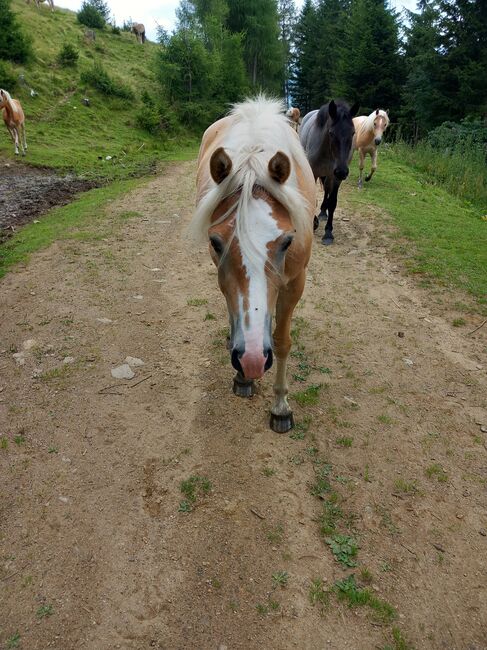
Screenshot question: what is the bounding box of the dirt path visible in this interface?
[1,161,486,650]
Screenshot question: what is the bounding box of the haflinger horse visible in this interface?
[191,96,316,433]
[0,89,27,156]
[286,106,301,132]
[26,0,54,11]
[353,109,390,188]
[300,100,359,245]
[131,23,146,44]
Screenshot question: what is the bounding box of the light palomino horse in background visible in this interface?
[26,0,54,11]
[131,23,146,43]
[353,109,390,188]
[0,89,27,156]
[286,106,301,132]
[192,96,316,433]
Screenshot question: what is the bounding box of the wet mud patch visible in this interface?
[0,162,97,241]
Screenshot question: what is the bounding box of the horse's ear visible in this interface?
[328,100,337,120]
[350,101,360,117]
[268,151,291,184]
[376,109,379,115]
[210,147,232,184]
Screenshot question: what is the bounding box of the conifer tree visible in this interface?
[0,0,32,64]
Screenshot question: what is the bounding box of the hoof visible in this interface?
[358,180,363,189]
[321,236,334,246]
[233,377,254,398]
[270,412,294,433]
[365,175,372,183]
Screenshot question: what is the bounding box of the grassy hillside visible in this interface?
[1,0,197,178]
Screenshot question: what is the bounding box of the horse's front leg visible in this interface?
[270,272,306,433]
[323,183,339,245]
[314,178,328,231]
[365,148,377,182]
[12,127,20,155]
[358,149,365,189]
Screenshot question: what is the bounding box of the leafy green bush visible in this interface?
[77,2,105,29]
[80,62,133,99]
[0,0,32,63]
[0,60,17,90]
[427,119,487,157]
[136,92,177,135]
[57,43,79,67]
[110,24,121,35]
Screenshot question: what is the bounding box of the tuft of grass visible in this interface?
[265,524,284,545]
[37,603,54,619]
[319,495,343,536]
[256,603,268,615]
[309,578,330,609]
[1,437,8,450]
[334,574,396,623]
[7,633,21,649]
[272,571,289,587]
[178,475,212,512]
[187,298,208,306]
[292,384,323,406]
[326,534,359,567]
[452,318,466,327]
[382,626,414,650]
[204,312,216,321]
[290,416,311,440]
[425,463,448,483]
[262,466,276,477]
[377,414,393,425]
[360,567,373,584]
[14,435,26,445]
[310,461,332,497]
[394,478,418,494]
[336,436,353,448]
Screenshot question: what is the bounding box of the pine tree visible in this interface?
[290,0,318,114]
[278,0,297,104]
[0,0,32,64]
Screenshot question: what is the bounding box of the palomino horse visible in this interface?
[353,109,390,188]
[192,96,316,432]
[286,107,301,132]
[0,90,27,156]
[131,23,146,43]
[26,0,54,11]
[300,99,359,244]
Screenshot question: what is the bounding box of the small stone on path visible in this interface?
[403,357,414,366]
[111,364,135,380]
[63,356,75,364]
[124,356,144,368]
[132,295,144,300]
[13,352,25,365]
[22,339,37,350]
[96,317,113,324]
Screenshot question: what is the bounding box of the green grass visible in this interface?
[36,603,54,618]
[271,571,289,587]
[326,534,359,567]
[7,633,21,649]
[345,150,487,306]
[292,384,322,406]
[0,177,141,278]
[334,574,396,624]
[425,463,448,483]
[309,578,330,609]
[2,0,199,179]
[179,475,212,512]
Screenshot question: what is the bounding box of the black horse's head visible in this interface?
[318,100,359,181]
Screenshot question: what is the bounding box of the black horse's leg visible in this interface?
[314,178,329,231]
[322,182,340,245]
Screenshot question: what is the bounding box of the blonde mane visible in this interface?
[0,89,13,106]
[190,95,312,272]
[360,109,389,135]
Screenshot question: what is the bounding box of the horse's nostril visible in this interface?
[375,138,382,145]
[231,348,243,374]
[264,348,273,371]
[334,168,348,180]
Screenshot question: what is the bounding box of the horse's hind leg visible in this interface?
[270,272,306,433]
[323,182,339,245]
[358,149,365,188]
[11,127,20,155]
[21,123,27,153]
[365,148,377,182]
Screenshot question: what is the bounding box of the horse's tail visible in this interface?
[142,31,146,43]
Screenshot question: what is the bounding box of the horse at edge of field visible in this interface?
[26,0,54,11]
[286,106,301,132]
[353,109,390,188]
[131,23,146,43]
[0,89,27,156]
[191,95,316,433]
[300,99,359,244]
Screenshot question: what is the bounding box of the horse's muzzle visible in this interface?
[231,346,273,379]
[375,137,382,145]
[334,167,349,181]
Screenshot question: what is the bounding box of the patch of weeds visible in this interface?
[425,463,448,483]
[37,604,54,619]
[269,599,280,611]
[40,365,71,383]
[262,466,276,477]
[326,534,359,567]
[377,414,393,425]
[187,298,208,306]
[14,435,25,446]
[377,505,400,535]
[48,446,58,454]
[336,436,353,448]
[256,603,269,615]
[309,578,330,610]
[310,461,332,497]
[292,383,323,406]
[452,318,466,327]
[1,437,8,450]
[229,600,239,612]
[289,454,305,465]
[383,626,414,650]
[22,575,33,587]
[265,524,284,545]
[394,478,418,494]
[319,495,343,536]
[360,567,373,584]
[178,475,212,512]
[290,416,311,440]
[318,366,332,374]
[7,633,20,649]
[380,561,392,572]
[333,574,396,624]
[363,465,371,482]
[210,578,222,589]
[272,571,289,587]
[306,446,319,456]
[204,312,216,321]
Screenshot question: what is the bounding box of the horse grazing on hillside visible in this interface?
[26,0,54,11]
[192,96,316,433]
[131,23,146,43]
[300,99,359,244]
[0,89,27,156]
[353,109,390,188]
[286,106,301,132]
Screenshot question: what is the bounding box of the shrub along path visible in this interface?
[0,160,486,649]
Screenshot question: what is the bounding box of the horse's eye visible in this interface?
[209,235,224,255]
[281,235,293,252]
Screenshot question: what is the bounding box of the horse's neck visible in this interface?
[356,119,374,147]
[1,99,14,122]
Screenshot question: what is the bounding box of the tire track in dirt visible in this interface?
[1,161,486,650]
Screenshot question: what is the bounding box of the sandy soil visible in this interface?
[1,160,486,650]
[0,160,96,240]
